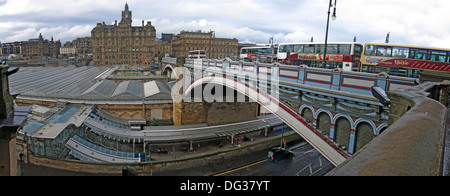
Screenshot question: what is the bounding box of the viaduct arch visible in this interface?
[180,75,349,166]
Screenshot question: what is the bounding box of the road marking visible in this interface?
[295,163,312,176]
[210,143,311,176]
[212,159,268,176]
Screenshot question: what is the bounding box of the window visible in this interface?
[376,46,392,57]
[338,45,351,54]
[392,47,409,58]
[430,50,447,62]
[364,45,377,56]
[410,48,428,60]
[353,45,363,56]
[327,45,338,54]
[315,45,323,53]
[304,45,315,53]
[293,45,303,53]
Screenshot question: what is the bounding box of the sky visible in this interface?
[1,0,450,48]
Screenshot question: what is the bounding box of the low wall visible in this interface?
[328,81,449,176]
[27,132,301,175]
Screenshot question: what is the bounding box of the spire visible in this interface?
[39,33,43,40]
[125,2,129,11]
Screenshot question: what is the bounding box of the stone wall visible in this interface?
[328,81,449,176]
[173,100,259,126]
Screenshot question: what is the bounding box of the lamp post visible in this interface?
[323,0,337,67]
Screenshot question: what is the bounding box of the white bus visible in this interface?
[277,42,363,72]
[240,45,277,63]
[188,50,207,59]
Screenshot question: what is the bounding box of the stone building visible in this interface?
[22,33,61,60]
[91,3,157,66]
[1,33,61,60]
[73,37,92,56]
[171,30,239,59]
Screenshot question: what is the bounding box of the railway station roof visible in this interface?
[8,66,173,103]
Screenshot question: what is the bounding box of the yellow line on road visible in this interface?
[213,159,268,176]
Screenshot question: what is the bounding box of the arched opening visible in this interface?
[335,117,351,151]
[162,64,175,79]
[301,108,314,124]
[379,127,388,135]
[354,122,374,152]
[317,112,331,137]
[181,74,349,165]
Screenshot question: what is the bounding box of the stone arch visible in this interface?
[354,122,375,152]
[376,124,389,135]
[354,119,377,135]
[316,111,332,137]
[162,64,176,79]
[182,75,349,165]
[334,116,352,151]
[301,107,314,124]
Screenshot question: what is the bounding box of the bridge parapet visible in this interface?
[328,81,449,176]
[184,58,417,97]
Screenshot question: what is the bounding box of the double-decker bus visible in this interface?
[188,50,207,59]
[360,43,450,78]
[240,45,277,63]
[277,42,363,72]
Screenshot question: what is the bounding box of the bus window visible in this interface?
[392,47,409,58]
[338,44,351,54]
[327,45,338,54]
[316,45,324,53]
[294,45,303,53]
[354,45,363,56]
[364,45,377,56]
[376,46,392,57]
[304,45,315,53]
[429,50,447,62]
[411,48,428,60]
[279,45,287,53]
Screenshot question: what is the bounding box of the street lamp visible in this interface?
[323,0,337,67]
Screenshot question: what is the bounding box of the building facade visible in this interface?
[0,42,22,60]
[171,30,239,59]
[22,33,61,60]
[73,37,92,56]
[91,3,157,66]
[1,33,60,60]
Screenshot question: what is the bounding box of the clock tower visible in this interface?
[120,2,132,26]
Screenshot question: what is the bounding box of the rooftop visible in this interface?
[8,66,173,104]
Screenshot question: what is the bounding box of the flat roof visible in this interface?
[32,105,92,139]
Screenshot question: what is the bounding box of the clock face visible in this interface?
[125,14,129,18]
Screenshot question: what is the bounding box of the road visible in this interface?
[210,143,335,176]
[154,141,335,176]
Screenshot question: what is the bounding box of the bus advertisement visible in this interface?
[278,42,363,72]
[360,43,450,78]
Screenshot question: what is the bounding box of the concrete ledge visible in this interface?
[328,82,448,176]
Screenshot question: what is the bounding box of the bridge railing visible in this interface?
[184,58,418,97]
[328,81,449,176]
